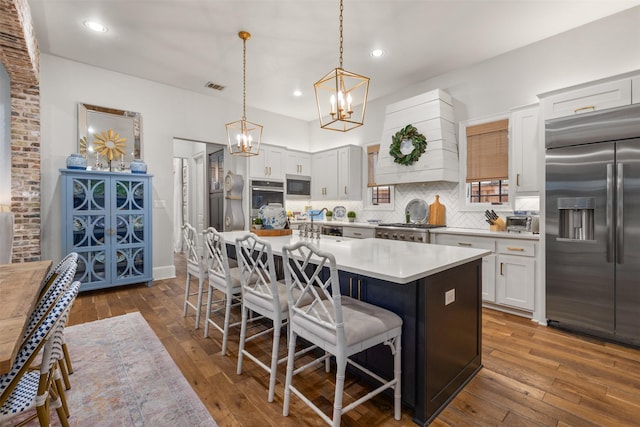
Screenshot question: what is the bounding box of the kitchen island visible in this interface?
[221,231,490,426]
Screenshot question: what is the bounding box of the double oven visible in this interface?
[250,180,284,218]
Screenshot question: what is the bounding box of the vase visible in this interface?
[258,204,287,229]
[130,159,147,174]
[66,153,87,170]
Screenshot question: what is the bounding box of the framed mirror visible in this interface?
[78,103,142,167]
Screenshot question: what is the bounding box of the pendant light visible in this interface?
[314,0,369,132]
[226,31,262,156]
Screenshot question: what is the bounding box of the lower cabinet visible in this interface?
[433,232,537,313]
[337,271,417,408]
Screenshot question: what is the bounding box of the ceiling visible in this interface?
[27,0,640,122]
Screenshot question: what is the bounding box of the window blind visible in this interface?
[466,119,509,183]
[367,144,380,187]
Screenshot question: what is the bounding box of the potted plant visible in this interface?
[325,210,333,221]
[253,217,263,230]
[347,211,356,222]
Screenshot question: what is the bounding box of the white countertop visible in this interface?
[429,227,540,240]
[221,231,490,284]
[290,220,378,229]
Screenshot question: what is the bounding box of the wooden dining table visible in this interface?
[0,260,52,374]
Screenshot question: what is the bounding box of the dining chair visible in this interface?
[0,280,81,427]
[281,240,403,427]
[202,227,246,355]
[182,223,208,329]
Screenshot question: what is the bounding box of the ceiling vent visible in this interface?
[205,81,225,91]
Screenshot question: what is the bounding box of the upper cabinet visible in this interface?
[337,145,362,201]
[311,150,338,199]
[311,145,362,201]
[285,150,311,177]
[542,78,632,120]
[249,144,285,180]
[510,105,540,194]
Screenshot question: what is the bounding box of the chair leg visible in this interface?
[332,354,347,427]
[204,284,213,338]
[58,356,71,390]
[237,305,248,375]
[183,272,191,317]
[53,367,70,418]
[394,337,402,421]
[221,292,233,356]
[267,317,282,403]
[62,341,73,375]
[282,331,298,416]
[194,275,205,329]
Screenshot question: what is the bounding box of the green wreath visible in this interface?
[390,124,427,166]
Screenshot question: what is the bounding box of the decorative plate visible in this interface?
[258,204,287,229]
[406,199,429,224]
[333,206,347,220]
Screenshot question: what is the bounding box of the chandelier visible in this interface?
[314,0,369,132]
[226,31,262,156]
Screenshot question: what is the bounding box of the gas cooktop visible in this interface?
[378,223,445,229]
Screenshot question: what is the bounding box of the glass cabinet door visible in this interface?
[112,178,148,283]
[69,177,108,286]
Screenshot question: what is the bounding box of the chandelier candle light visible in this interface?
[226,31,262,156]
[314,0,369,132]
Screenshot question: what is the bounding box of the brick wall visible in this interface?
[0,0,41,262]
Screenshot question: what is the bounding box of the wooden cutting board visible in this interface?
[428,195,446,225]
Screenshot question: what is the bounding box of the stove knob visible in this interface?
[409,235,415,241]
[399,234,405,240]
[391,233,397,239]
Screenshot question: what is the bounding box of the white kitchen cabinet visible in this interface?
[432,234,496,302]
[633,76,640,104]
[311,145,362,201]
[337,145,362,201]
[495,239,535,311]
[250,144,285,180]
[285,150,311,176]
[510,105,540,194]
[311,150,338,199]
[542,78,631,120]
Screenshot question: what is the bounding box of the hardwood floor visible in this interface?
[67,254,640,426]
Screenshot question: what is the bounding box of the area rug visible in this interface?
[13,312,217,427]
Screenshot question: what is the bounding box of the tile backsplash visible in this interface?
[287,182,539,230]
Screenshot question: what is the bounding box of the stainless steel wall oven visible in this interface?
[250,180,284,217]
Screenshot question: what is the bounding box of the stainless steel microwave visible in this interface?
[286,175,311,198]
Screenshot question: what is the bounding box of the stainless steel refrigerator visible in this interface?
[545,103,640,347]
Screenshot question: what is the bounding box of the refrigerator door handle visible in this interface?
[617,163,624,264]
[607,163,614,263]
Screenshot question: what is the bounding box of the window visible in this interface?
[465,118,509,205]
[366,144,394,210]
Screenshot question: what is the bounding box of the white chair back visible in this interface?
[235,234,280,311]
[281,241,345,344]
[203,227,231,287]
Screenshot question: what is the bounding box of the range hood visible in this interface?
[375,89,458,185]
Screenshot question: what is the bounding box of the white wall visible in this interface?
[39,55,309,279]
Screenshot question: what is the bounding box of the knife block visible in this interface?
[490,217,506,232]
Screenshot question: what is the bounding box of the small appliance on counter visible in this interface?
[505,215,539,234]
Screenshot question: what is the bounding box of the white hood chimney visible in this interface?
[375,89,458,185]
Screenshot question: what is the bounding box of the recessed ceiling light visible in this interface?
[370,49,384,58]
[84,20,108,33]
[293,90,302,97]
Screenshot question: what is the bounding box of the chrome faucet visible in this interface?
[310,207,328,239]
